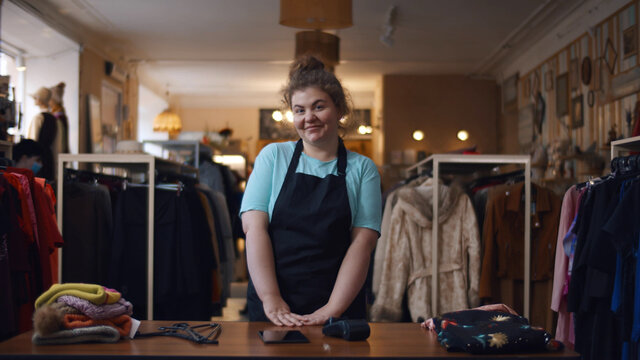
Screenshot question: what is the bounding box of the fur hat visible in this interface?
[50,82,65,105]
[30,87,51,105]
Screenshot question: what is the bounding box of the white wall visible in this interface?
[137,84,169,142]
[24,49,80,153]
[496,0,630,81]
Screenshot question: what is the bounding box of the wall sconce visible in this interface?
[272,110,294,122]
[412,130,424,141]
[16,55,26,72]
[358,125,373,135]
[457,130,469,141]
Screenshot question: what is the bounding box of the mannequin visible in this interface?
[49,82,70,154]
[27,86,57,181]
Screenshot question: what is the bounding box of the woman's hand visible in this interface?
[301,305,336,326]
[262,295,305,327]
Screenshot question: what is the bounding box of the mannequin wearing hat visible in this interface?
[49,82,70,155]
[26,86,57,181]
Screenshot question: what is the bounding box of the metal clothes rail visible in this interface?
[405,154,532,319]
[56,153,197,320]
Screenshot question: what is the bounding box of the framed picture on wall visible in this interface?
[570,58,579,91]
[556,73,569,117]
[581,56,592,85]
[623,26,638,59]
[518,104,535,147]
[502,72,518,110]
[532,70,541,94]
[604,37,618,74]
[87,94,103,153]
[545,70,554,91]
[534,91,545,136]
[571,94,584,129]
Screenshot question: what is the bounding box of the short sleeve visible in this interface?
[352,157,382,235]
[240,144,276,216]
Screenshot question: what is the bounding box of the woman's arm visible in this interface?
[243,210,305,326]
[302,226,378,325]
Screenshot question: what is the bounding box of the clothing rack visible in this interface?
[405,154,532,318]
[56,153,198,320]
[611,135,640,159]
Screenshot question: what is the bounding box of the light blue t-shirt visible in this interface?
[240,141,381,234]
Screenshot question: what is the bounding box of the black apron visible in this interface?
[247,139,365,320]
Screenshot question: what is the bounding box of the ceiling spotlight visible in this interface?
[457,130,469,141]
[272,110,283,122]
[412,130,424,141]
[285,110,294,122]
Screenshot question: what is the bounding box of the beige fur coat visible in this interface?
[370,178,480,322]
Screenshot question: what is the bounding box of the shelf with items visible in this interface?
[143,140,216,169]
[405,154,532,318]
[56,153,198,320]
[611,135,640,159]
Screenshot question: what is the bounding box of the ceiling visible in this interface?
[3,0,583,108]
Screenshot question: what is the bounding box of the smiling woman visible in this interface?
[240,55,382,327]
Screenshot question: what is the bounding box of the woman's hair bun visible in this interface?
[289,55,325,76]
[56,82,66,90]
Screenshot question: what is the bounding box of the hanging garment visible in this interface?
[246,139,364,320]
[371,179,481,322]
[551,185,583,349]
[479,182,561,330]
[108,186,213,321]
[198,186,234,307]
[567,178,623,360]
[372,176,424,299]
[195,190,223,312]
[62,182,112,285]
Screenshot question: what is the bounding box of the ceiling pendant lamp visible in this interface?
[279,0,352,29]
[153,109,182,133]
[153,89,182,135]
[279,0,352,72]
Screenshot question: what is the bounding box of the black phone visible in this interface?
[258,330,310,344]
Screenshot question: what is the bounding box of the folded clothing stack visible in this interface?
[32,283,134,345]
[431,310,563,354]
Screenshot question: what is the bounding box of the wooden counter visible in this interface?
[0,321,580,359]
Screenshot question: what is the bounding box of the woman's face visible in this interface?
[291,87,340,145]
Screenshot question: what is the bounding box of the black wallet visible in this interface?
[322,317,370,341]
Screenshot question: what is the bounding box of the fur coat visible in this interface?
[370,178,481,322]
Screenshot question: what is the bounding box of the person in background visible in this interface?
[49,82,70,155]
[12,138,44,176]
[241,55,382,326]
[26,87,57,181]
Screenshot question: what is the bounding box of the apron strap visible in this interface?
[337,139,347,176]
[285,139,305,180]
[287,139,348,178]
